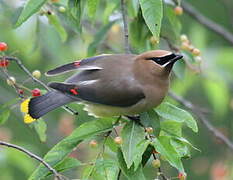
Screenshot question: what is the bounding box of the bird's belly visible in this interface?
[80,99,149,118]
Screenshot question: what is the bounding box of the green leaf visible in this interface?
[33,119,47,142]
[88,21,116,56]
[155,102,198,133]
[46,13,67,42]
[152,136,185,173]
[127,0,139,18]
[160,120,182,137]
[0,110,10,125]
[133,140,150,171]
[121,121,146,169]
[46,157,82,176]
[82,164,95,180]
[92,159,119,180]
[15,0,47,27]
[139,0,163,39]
[87,0,100,18]
[170,139,191,158]
[105,136,118,153]
[117,149,146,180]
[29,117,115,180]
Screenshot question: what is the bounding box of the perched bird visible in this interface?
[21,50,183,123]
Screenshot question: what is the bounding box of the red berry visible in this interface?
[18,89,24,94]
[0,59,9,67]
[31,88,41,97]
[178,173,186,180]
[0,42,8,51]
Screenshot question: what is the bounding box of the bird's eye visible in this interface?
[146,54,177,65]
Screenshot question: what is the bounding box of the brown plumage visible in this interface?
[20,50,183,123]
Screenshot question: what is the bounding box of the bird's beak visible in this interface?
[170,54,183,64]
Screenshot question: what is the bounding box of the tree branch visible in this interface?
[169,91,233,151]
[120,0,130,54]
[181,1,233,45]
[0,141,65,180]
[0,56,78,115]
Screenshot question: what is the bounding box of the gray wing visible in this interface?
[46,55,109,76]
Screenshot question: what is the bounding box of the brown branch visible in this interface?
[120,0,130,54]
[169,91,233,151]
[181,1,233,45]
[0,56,78,115]
[0,141,65,180]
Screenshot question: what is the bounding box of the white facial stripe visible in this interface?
[157,52,172,58]
[78,80,99,86]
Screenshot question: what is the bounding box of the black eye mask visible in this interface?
[146,54,183,65]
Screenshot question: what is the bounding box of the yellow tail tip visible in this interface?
[21,99,37,124]
[20,99,30,113]
[24,114,36,124]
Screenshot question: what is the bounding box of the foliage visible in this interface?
[1,0,233,180]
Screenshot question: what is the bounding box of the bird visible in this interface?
[20,50,183,123]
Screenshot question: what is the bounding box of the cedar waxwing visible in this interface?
[21,50,183,123]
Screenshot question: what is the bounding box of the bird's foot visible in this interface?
[125,115,144,127]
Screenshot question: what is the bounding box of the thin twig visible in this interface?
[169,91,233,151]
[181,1,233,45]
[0,141,64,180]
[0,56,78,115]
[120,0,130,54]
[152,154,168,180]
[117,169,122,180]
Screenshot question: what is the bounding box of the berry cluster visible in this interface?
[180,35,202,63]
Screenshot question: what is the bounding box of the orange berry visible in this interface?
[89,140,98,148]
[145,127,153,133]
[192,48,201,56]
[152,159,161,168]
[114,136,123,145]
[181,42,190,51]
[174,6,183,15]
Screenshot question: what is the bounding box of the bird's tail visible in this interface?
[20,91,74,123]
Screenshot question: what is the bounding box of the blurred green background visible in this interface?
[0,0,233,179]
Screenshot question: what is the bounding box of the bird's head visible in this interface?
[136,50,183,77]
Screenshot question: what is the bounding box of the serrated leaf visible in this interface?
[152,136,185,173]
[155,102,198,132]
[29,117,116,180]
[46,157,82,176]
[133,140,150,171]
[33,119,47,142]
[88,21,116,56]
[15,0,47,27]
[87,0,100,18]
[139,0,163,39]
[117,149,146,180]
[0,110,10,125]
[46,13,67,42]
[121,121,146,169]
